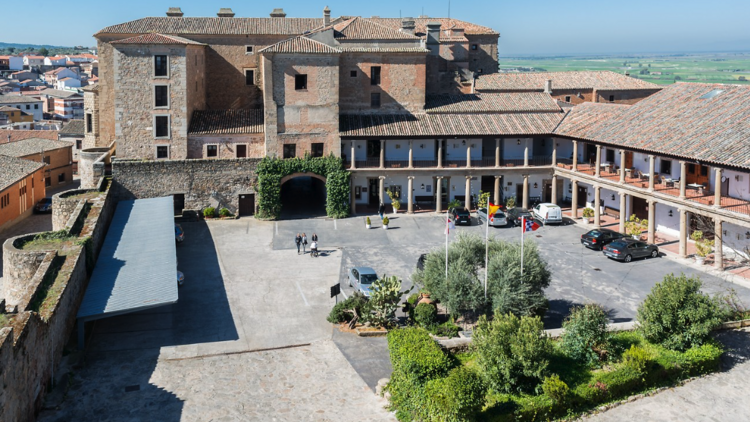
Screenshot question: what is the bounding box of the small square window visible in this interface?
[370,66,381,85]
[371,93,381,108]
[154,115,170,138]
[45,177,51,187]
[236,144,247,158]
[283,144,296,159]
[154,55,168,77]
[43,156,51,164]
[564,96,571,102]
[156,145,169,159]
[609,95,615,102]
[295,74,307,90]
[245,69,255,86]
[206,144,218,158]
[154,85,169,108]
[245,45,254,54]
[311,143,324,158]
[471,44,478,51]
[58,173,65,183]
[660,159,672,175]
[350,70,357,77]
[76,139,82,150]
[25,105,30,110]
[34,104,39,109]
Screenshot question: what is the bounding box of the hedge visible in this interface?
[388,327,452,380]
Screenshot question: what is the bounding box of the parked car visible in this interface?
[603,239,659,263]
[580,228,627,250]
[348,267,379,297]
[175,224,185,243]
[34,197,53,214]
[476,207,508,227]
[506,207,533,227]
[416,254,427,271]
[449,207,472,225]
[532,203,563,224]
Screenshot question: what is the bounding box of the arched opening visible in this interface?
[280,173,327,219]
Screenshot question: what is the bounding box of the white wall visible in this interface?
[632,152,650,173]
[9,57,23,70]
[721,221,750,261]
[384,139,437,160]
[555,138,574,161]
[444,138,481,162]
[503,138,530,160]
[725,169,750,201]
[654,203,680,238]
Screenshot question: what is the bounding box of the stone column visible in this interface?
[648,154,655,191]
[595,145,602,177]
[379,140,385,169]
[552,140,557,167]
[466,143,472,168]
[715,218,723,270]
[350,178,357,214]
[350,143,356,169]
[572,140,578,172]
[647,200,656,243]
[436,177,443,213]
[551,175,558,205]
[407,176,414,214]
[679,209,687,257]
[408,140,414,168]
[495,139,501,167]
[523,140,529,167]
[594,186,601,228]
[619,192,627,233]
[619,149,626,183]
[522,175,529,209]
[679,161,687,199]
[571,180,579,218]
[714,168,722,208]
[378,176,385,204]
[465,176,472,210]
[494,176,501,206]
[437,140,443,168]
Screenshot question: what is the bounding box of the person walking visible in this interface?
[302,233,308,254]
[312,233,318,243]
[295,233,302,255]
[378,202,385,220]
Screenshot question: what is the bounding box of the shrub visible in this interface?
[594,364,643,399]
[690,231,714,258]
[506,196,516,209]
[541,374,569,404]
[621,345,653,374]
[414,302,437,328]
[582,207,595,218]
[429,321,462,338]
[513,394,556,421]
[387,327,452,380]
[366,216,371,226]
[637,273,724,351]
[421,366,487,422]
[326,293,369,323]
[448,199,462,209]
[624,214,647,237]
[368,275,412,328]
[218,207,231,217]
[383,216,390,226]
[684,342,723,375]
[203,207,216,218]
[472,313,552,394]
[560,304,610,366]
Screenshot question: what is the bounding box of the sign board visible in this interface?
[330,283,341,298]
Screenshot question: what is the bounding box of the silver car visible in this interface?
[476,207,508,227]
[348,267,378,297]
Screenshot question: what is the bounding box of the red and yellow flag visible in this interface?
[488,202,500,222]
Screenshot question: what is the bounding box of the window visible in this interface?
[58,173,65,183]
[471,44,478,51]
[236,144,247,158]
[700,165,708,177]
[609,95,615,102]
[371,92,381,108]
[605,149,615,163]
[154,55,168,77]
[43,156,51,164]
[245,45,254,54]
[34,104,38,109]
[350,70,357,77]
[45,177,51,187]
[154,115,170,138]
[283,144,296,159]
[0,193,9,208]
[156,145,169,159]
[245,69,255,86]
[688,163,695,174]
[311,143,324,158]
[294,74,307,90]
[660,159,672,175]
[86,113,92,133]
[370,66,381,85]
[76,139,82,150]
[206,144,218,158]
[564,96,571,102]
[25,105,30,110]
[154,85,169,108]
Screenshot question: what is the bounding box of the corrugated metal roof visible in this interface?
[77,197,178,321]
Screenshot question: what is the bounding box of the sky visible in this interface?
[1,0,749,55]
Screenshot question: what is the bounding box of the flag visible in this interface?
[445,217,456,234]
[488,202,501,223]
[522,217,540,232]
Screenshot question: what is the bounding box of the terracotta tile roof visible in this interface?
[368,17,498,36]
[259,36,341,54]
[0,106,19,112]
[0,137,72,157]
[340,112,563,138]
[0,130,59,144]
[59,119,85,136]
[0,155,44,192]
[476,71,661,91]
[341,47,429,53]
[333,17,419,40]
[0,95,43,104]
[23,56,44,60]
[425,93,562,114]
[554,83,750,170]
[96,17,324,36]
[188,109,264,135]
[112,33,205,45]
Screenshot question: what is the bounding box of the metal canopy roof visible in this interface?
[77,196,178,322]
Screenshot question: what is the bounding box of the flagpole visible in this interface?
[521,217,525,279]
[484,207,489,299]
[445,208,449,279]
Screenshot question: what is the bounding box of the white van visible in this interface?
[532,203,563,224]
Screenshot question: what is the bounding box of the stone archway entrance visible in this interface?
[279,172,327,219]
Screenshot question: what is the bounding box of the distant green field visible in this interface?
[498,52,750,85]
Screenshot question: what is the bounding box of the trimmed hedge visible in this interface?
[421,366,487,422]
[388,327,452,380]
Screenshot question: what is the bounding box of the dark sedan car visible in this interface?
[603,239,659,263]
[449,207,472,225]
[581,228,627,250]
[34,197,53,214]
[506,207,533,227]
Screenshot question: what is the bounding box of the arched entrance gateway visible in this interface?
[279,172,327,218]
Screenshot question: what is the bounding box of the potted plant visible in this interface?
[366,216,372,229]
[383,216,390,230]
[691,230,714,265]
[582,207,595,223]
[624,214,647,239]
[505,196,516,210]
[387,189,400,214]
[203,207,216,219]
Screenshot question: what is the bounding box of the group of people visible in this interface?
[295,232,319,256]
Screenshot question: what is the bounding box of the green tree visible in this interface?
[38,47,49,56]
[560,304,610,366]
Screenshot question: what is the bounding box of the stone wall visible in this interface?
[112,158,260,214]
[467,34,500,75]
[187,134,265,159]
[2,235,50,312]
[52,189,92,231]
[78,148,109,189]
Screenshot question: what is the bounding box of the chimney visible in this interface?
[544,79,552,94]
[270,8,286,18]
[217,8,235,17]
[323,6,331,26]
[166,7,184,17]
[401,17,415,35]
[426,22,441,45]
